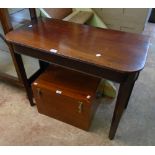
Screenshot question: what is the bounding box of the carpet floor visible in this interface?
[0,23,155,146]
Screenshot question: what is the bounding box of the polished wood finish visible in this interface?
[32,65,101,130]
[109,72,139,139]
[13,52,34,105]
[124,72,139,109]
[5,18,150,139]
[6,18,150,73]
[13,44,127,83]
[28,8,49,71]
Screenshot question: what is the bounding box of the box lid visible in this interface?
[33,65,101,102]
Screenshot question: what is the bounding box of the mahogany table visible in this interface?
[5,18,150,139]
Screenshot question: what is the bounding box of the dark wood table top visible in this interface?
[6,18,150,73]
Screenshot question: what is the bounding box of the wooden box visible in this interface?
[32,65,101,130]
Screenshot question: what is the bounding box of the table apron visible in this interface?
[14,44,131,83]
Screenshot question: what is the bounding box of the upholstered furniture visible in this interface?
[93,8,151,33]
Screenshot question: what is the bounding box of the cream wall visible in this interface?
[93,8,152,33]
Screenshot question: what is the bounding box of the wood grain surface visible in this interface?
[6,18,150,73]
[32,65,101,130]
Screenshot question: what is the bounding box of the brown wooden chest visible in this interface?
[32,65,101,130]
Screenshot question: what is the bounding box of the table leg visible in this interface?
[39,60,49,71]
[124,82,135,109]
[109,73,138,139]
[14,53,35,106]
[124,72,139,109]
